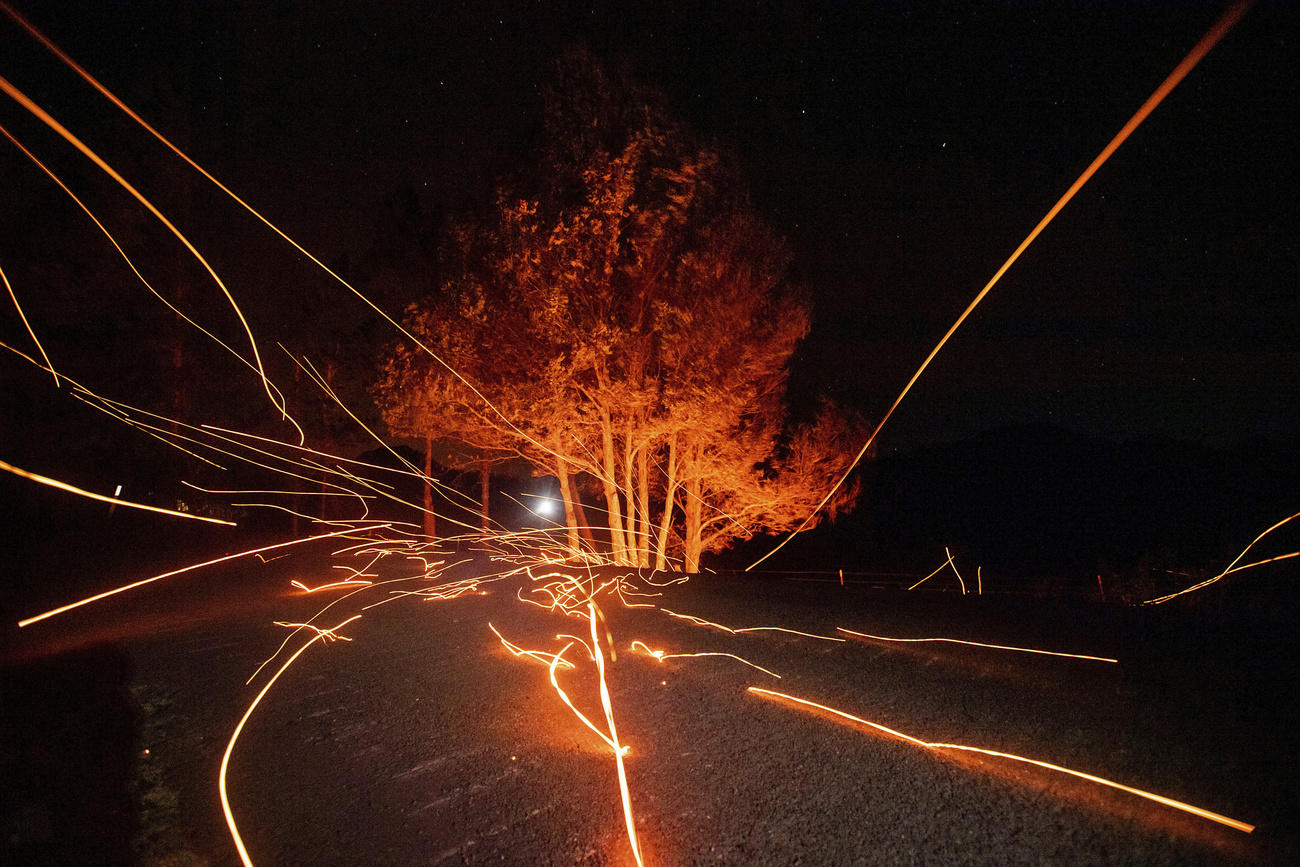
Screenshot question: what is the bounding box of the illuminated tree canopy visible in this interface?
[374,51,862,570]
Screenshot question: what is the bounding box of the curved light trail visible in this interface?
[747,686,1255,834]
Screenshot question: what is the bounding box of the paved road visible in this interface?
[5,551,1296,865]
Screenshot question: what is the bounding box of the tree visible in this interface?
[372,51,864,569]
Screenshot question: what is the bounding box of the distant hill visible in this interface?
[724,423,1300,587]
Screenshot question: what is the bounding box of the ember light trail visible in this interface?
[837,628,1119,664]
[747,687,1256,834]
[220,614,363,867]
[17,524,379,628]
[0,457,236,527]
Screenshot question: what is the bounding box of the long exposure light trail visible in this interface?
[906,550,958,591]
[0,259,56,384]
[1146,510,1300,604]
[747,687,1255,834]
[588,602,644,867]
[748,0,1254,571]
[0,458,237,527]
[220,614,363,867]
[290,579,373,593]
[629,640,782,678]
[837,628,1119,663]
[658,608,843,642]
[488,622,576,670]
[17,524,382,627]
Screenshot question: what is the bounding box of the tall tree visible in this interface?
[372,51,864,569]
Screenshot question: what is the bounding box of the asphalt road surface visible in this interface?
[4,549,1296,865]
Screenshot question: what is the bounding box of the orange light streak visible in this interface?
[837,627,1118,663]
[249,575,423,684]
[0,260,58,386]
[1146,510,1300,604]
[907,548,960,591]
[658,608,843,642]
[747,687,1254,834]
[736,626,844,643]
[589,602,643,867]
[17,524,380,627]
[220,614,363,866]
[659,608,738,633]
[0,458,236,526]
[488,622,576,670]
[272,621,354,642]
[546,640,627,755]
[946,548,967,595]
[290,579,373,593]
[629,640,782,678]
[748,0,1254,571]
[490,608,642,864]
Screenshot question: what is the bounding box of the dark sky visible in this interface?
[2,0,1297,451]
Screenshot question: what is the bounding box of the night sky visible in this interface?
[2,0,1297,452]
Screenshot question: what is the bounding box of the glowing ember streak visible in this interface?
[17,524,381,627]
[0,458,236,526]
[272,621,354,642]
[837,628,1118,663]
[1145,510,1300,604]
[546,640,627,755]
[658,608,843,642]
[488,622,576,670]
[947,547,967,595]
[747,687,1255,834]
[659,608,736,632]
[290,579,373,593]
[0,261,58,385]
[491,611,642,863]
[736,626,844,643]
[748,0,1254,571]
[589,603,643,866]
[629,640,782,678]
[220,614,362,866]
[249,575,424,684]
[907,548,960,591]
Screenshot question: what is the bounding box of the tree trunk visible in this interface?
[654,432,679,571]
[637,443,651,568]
[479,456,490,531]
[572,490,596,547]
[555,448,580,553]
[422,435,436,542]
[599,408,628,563]
[623,419,640,565]
[682,445,704,573]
